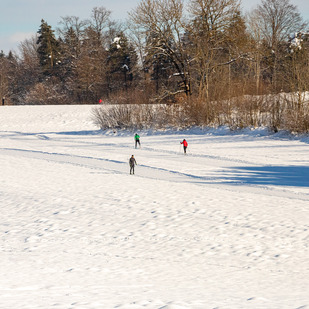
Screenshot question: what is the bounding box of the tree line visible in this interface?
[1,0,309,131]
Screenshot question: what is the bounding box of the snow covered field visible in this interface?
[1,104,309,309]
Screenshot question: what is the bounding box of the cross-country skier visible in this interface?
[134,133,141,148]
[180,139,188,154]
[129,155,137,174]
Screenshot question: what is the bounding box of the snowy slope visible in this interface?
[0,105,309,309]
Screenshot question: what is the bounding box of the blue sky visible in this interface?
[1,0,309,54]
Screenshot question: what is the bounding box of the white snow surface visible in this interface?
[1,104,309,309]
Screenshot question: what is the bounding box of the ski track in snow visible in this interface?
[2,136,309,202]
[0,105,309,309]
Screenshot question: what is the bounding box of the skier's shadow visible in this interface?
[224,165,309,187]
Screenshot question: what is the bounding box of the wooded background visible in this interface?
[1,0,309,131]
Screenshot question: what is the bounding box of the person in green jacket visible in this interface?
[134,133,141,148]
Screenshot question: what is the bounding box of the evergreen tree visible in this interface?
[58,27,79,78]
[107,32,138,91]
[36,19,61,75]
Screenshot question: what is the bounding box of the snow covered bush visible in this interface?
[92,103,191,130]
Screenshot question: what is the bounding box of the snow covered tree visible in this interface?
[143,31,175,94]
[107,33,138,92]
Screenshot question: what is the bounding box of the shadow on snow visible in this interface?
[224,165,309,187]
[0,130,101,137]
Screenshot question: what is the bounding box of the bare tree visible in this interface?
[58,16,89,58]
[129,0,192,101]
[251,0,307,91]
[89,6,112,48]
[188,0,244,100]
[5,36,41,104]
[246,10,264,95]
[0,52,9,104]
[185,0,248,125]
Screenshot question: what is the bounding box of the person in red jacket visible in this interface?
[180,139,188,154]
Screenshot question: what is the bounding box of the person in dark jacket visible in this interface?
[180,139,188,154]
[129,155,137,174]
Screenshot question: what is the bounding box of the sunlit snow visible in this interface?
[0,104,308,308]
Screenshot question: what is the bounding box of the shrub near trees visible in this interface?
[1,0,309,132]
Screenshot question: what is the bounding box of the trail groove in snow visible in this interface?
[2,146,309,202]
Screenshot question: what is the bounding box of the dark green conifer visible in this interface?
[107,32,138,90]
[37,19,61,75]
